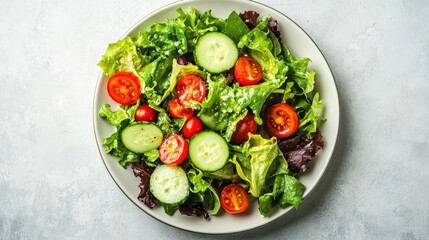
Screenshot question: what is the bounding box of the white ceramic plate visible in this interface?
[93,0,339,234]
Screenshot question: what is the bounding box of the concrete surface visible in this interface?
[1,0,428,239]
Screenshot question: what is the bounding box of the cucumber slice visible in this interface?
[189,131,229,172]
[120,123,163,154]
[150,164,189,205]
[194,32,239,73]
[198,113,227,132]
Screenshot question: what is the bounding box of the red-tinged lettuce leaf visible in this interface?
[278,130,324,173]
[129,162,157,209]
[239,11,259,29]
[268,19,281,41]
[239,11,281,41]
[178,201,210,220]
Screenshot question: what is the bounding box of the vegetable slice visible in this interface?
[150,164,190,205]
[194,32,238,73]
[220,184,249,214]
[189,131,229,172]
[168,98,194,119]
[234,55,263,86]
[264,103,298,138]
[107,72,141,105]
[159,134,188,166]
[121,123,163,154]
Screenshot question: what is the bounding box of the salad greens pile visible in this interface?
[98,7,324,218]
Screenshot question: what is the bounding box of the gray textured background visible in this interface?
[1,0,428,239]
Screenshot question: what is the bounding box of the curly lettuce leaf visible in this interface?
[102,132,140,167]
[156,112,186,136]
[135,19,188,58]
[187,169,221,215]
[143,149,159,167]
[237,17,288,83]
[198,76,284,141]
[97,37,146,77]
[98,102,141,167]
[175,8,225,51]
[98,101,139,128]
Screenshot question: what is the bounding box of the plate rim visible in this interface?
[93,0,340,234]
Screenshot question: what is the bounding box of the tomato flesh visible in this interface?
[158,134,188,165]
[220,184,249,214]
[230,112,258,144]
[107,72,141,105]
[135,104,157,122]
[264,103,298,138]
[176,74,206,106]
[233,56,263,86]
[182,116,204,139]
[168,98,194,119]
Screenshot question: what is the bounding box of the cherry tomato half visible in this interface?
[233,56,263,86]
[176,74,207,106]
[135,104,157,122]
[182,116,204,139]
[264,103,298,138]
[107,72,141,105]
[220,184,249,214]
[158,134,189,165]
[168,98,194,119]
[230,113,258,145]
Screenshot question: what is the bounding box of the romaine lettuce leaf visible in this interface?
[203,163,238,180]
[258,173,305,217]
[279,175,305,208]
[230,134,282,197]
[297,92,324,136]
[143,59,205,107]
[138,56,173,106]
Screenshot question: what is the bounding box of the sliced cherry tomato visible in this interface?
[158,134,188,165]
[182,116,204,139]
[107,72,141,105]
[230,113,258,145]
[233,56,263,86]
[135,104,157,122]
[264,103,298,138]
[168,98,194,119]
[220,184,249,214]
[176,74,207,105]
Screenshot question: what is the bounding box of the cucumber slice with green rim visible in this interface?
[150,164,189,205]
[189,131,230,172]
[194,32,239,73]
[120,123,163,154]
